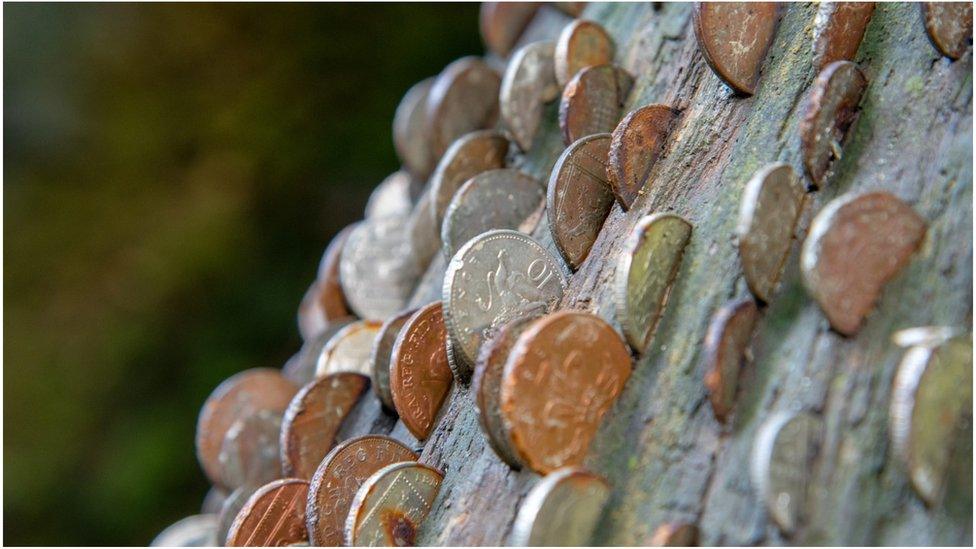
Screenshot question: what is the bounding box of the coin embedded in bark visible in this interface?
[407,185,442,272]
[393,77,436,179]
[390,302,454,439]
[479,2,541,57]
[284,319,355,386]
[306,435,419,546]
[202,486,228,515]
[736,163,806,303]
[226,478,309,546]
[510,467,610,546]
[607,104,679,210]
[702,298,759,422]
[151,514,218,547]
[559,64,634,145]
[218,410,283,490]
[692,2,779,95]
[922,2,974,60]
[554,2,587,17]
[217,485,258,546]
[547,133,615,270]
[429,130,510,230]
[339,217,422,320]
[812,2,875,70]
[365,171,414,220]
[614,213,693,353]
[891,326,963,349]
[369,309,416,411]
[426,57,502,159]
[315,225,356,324]
[650,523,700,547]
[801,192,926,336]
[800,60,867,188]
[501,41,559,151]
[751,411,821,535]
[298,281,328,342]
[344,462,444,546]
[555,19,614,87]
[316,320,384,378]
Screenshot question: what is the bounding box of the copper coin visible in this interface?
[316,320,383,378]
[280,372,369,479]
[702,298,759,422]
[369,309,416,411]
[509,467,610,546]
[298,280,329,342]
[559,64,634,145]
[546,133,615,270]
[365,171,414,220]
[393,77,436,179]
[479,2,541,57]
[196,369,298,488]
[500,310,632,473]
[218,410,283,490]
[426,57,502,159]
[344,462,444,546]
[306,435,419,546]
[217,484,258,546]
[813,2,875,70]
[922,2,973,60]
[554,19,614,86]
[284,318,355,386]
[800,191,926,336]
[315,225,356,324]
[751,411,821,534]
[339,217,422,321]
[429,130,510,230]
[226,478,309,546]
[390,302,454,440]
[607,104,678,210]
[692,2,779,95]
[151,514,218,547]
[800,60,867,188]
[650,523,700,546]
[500,40,559,151]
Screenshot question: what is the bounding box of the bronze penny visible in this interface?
[500,40,559,151]
[306,435,418,546]
[364,171,414,220]
[813,2,875,70]
[922,2,973,60]
[607,104,679,210]
[284,318,354,386]
[429,130,510,230]
[500,310,632,473]
[426,56,502,159]
[297,280,328,342]
[344,462,444,546]
[369,309,416,412]
[801,192,926,336]
[217,484,258,546]
[280,372,369,479]
[393,77,436,179]
[196,369,298,488]
[225,478,309,546]
[316,320,383,378]
[559,64,634,145]
[702,298,759,422]
[218,410,283,490]
[650,523,700,546]
[554,19,614,86]
[800,60,867,189]
[390,302,454,440]
[315,225,356,324]
[479,2,541,57]
[692,2,779,95]
[546,133,615,270]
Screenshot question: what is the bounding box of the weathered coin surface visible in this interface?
[614,213,693,353]
[344,461,444,546]
[441,168,545,259]
[800,60,867,188]
[510,467,610,546]
[751,411,821,535]
[922,2,973,60]
[500,311,632,473]
[650,522,700,547]
[390,302,454,439]
[559,64,634,145]
[429,130,510,230]
[217,485,258,546]
[607,104,678,210]
[800,192,926,336]
[736,163,806,303]
[316,320,384,378]
[443,229,568,373]
[218,410,283,490]
[226,478,309,546]
[202,486,228,515]
[315,225,356,324]
[479,2,541,57]
[365,171,414,220]
[426,57,502,159]
[702,298,759,422]
[339,217,422,320]
[196,369,298,488]
[284,318,354,386]
[554,2,587,17]
[692,2,779,95]
[369,309,416,411]
[151,514,218,547]
[298,281,329,342]
[555,19,614,87]
[280,372,369,479]
[306,435,419,546]
[407,186,443,272]
[500,41,559,151]
[891,325,963,349]
[393,77,436,179]
[812,2,875,69]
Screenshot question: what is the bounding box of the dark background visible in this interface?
[3,3,481,545]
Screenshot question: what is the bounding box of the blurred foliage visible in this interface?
[3,3,481,545]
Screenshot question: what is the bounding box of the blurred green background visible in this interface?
[4,3,480,545]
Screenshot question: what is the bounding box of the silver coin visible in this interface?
[151,514,218,547]
[510,467,610,546]
[217,409,283,491]
[891,326,963,349]
[429,129,510,231]
[201,486,228,515]
[500,41,559,151]
[365,171,414,220]
[751,411,821,535]
[217,484,258,546]
[283,319,354,386]
[393,77,436,179]
[339,217,423,321]
[369,308,416,411]
[316,320,383,378]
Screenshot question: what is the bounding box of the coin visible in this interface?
[547,133,615,270]
[315,225,356,324]
[217,485,258,546]
[226,478,309,546]
[500,310,632,473]
[559,64,634,145]
[298,281,329,342]
[316,320,384,378]
[441,168,545,260]
[202,486,228,515]
[284,319,355,386]
[614,213,693,353]
[369,309,416,411]
[479,2,541,57]
[429,130,510,230]
[812,2,875,70]
[751,411,821,534]
[393,77,436,179]
[650,522,700,546]
[702,298,759,422]
[891,326,963,349]
[736,163,806,303]
[339,217,422,321]
[426,57,501,159]
[922,2,973,60]
[554,19,614,87]
[554,2,587,17]
[196,369,298,488]
[280,372,369,479]
[607,104,678,210]
[443,229,569,373]
[306,435,419,546]
[344,461,444,546]
[218,410,283,490]
[407,185,443,272]
[365,171,414,220]
[151,514,218,547]
[500,41,559,151]
[800,192,926,336]
[390,302,454,439]
[509,467,610,546]
[800,60,867,188]
[692,2,779,95]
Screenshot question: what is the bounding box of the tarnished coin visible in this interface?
[390,302,454,439]
[306,435,419,546]
[365,171,414,220]
[501,41,559,151]
[554,19,614,87]
[547,133,615,270]
[196,369,298,488]
[813,2,875,69]
[614,213,693,353]
[284,319,355,386]
[344,462,444,546]
[736,163,806,303]
[554,2,587,17]
[479,2,541,57]
[650,523,700,546]
[298,281,329,342]
[339,217,422,320]
[702,298,759,422]
[202,486,228,515]
[151,514,218,547]
[429,130,510,230]
[801,192,926,336]
[316,320,384,378]
[692,2,779,95]
[393,77,436,179]
[607,104,678,210]
[280,372,369,479]
[559,64,634,145]
[218,410,283,490]
[226,478,309,546]
[922,2,973,60]
[217,485,258,546]
[369,309,416,411]
[442,169,545,259]
[800,60,867,188]
[891,325,963,349]
[510,467,610,546]
[500,311,632,473]
[443,229,569,372]
[315,225,356,324]
[426,57,502,159]
[751,411,821,534]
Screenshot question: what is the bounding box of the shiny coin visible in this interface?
[891,325,963,349]
[614,213,693,353]
[607,104,678,210]
[201,486,228,515]
[339,217,422,321]
[151,514,218,547]
[559,64,634,145]
[812,2,875,70]
[801,192,926,336]
[217,485,258,546]
[315,225,356,324]
[702,298,759,422]
[369,309,416,411]
[226,478,309,546]
[284,319,355,386]
[390,302,454,439]
[429,130,510,230]
[500,41,559,151]
[554,19,614,87]
[306,435,418,546]
[510,467,610,546]
[479,2,540,57]
[218,410,283,490]
[365,171,414,220]
[426,57,501,159]
[650,523,700,546]
[800,60,867,188]
[692,2,779,95]
[344,461,444,546]
[751,411,821,534]
[393,77,436,179]
[922,2,973,60]
[316,320,383,378]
